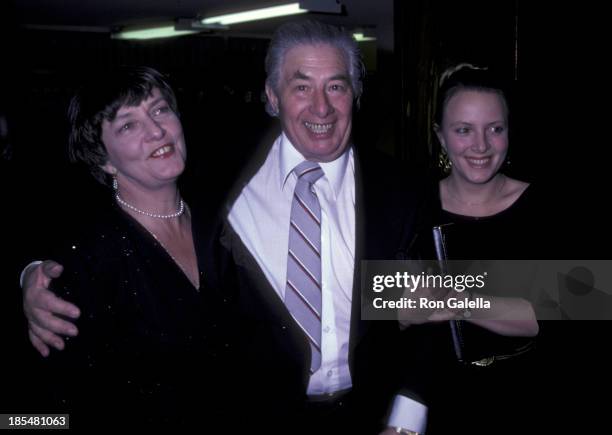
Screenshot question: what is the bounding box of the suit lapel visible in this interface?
[350,147,370,361]
[220,136,312,377]
[349,147,421,364]
[219,219,311,376]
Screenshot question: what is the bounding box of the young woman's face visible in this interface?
[437,89,508,185]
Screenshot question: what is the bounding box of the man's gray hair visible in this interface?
[264,19,365,116]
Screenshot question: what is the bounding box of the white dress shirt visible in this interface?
[229,133,354,394]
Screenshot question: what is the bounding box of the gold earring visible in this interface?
[438,149,452,174]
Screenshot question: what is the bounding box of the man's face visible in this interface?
[266,43,354,162]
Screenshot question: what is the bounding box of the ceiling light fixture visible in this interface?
[201,3,307,26]
[112,1,344,40]
[353,32,376,42]
[112,24,198,40]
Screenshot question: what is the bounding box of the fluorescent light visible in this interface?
[353,33,376,42]
[201,3,307,26]
[112,25,198,40]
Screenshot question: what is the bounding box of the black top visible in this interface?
[425,182,612,433]
[434,184,542,260]
[46,200,235,429]
[418,182,543,434]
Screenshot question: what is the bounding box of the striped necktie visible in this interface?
[285,160,324,373]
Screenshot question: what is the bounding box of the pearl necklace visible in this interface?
[115,193,185,219]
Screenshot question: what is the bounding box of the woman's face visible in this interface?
[101,87,186,191]
[437,89,508,185]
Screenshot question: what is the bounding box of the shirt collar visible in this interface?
[279,132,351,198]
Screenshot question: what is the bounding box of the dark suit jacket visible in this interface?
[197,139,434,433]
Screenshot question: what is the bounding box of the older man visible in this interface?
[22,21,430,434]
[216,20,432,433]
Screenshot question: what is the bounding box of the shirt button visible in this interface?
[323,326,331,333]
[327,370,333,377]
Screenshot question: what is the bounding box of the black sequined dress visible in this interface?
[47,200,233,429]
